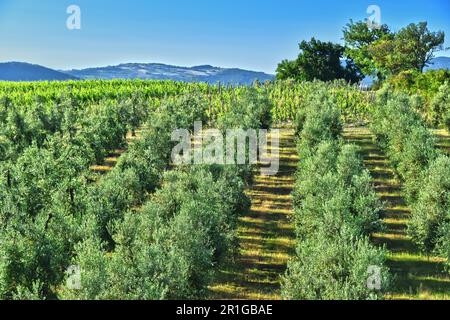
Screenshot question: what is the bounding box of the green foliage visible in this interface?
[0,211,80,299]
[62,207,214,300]
[437,223,450,272]
[283,89,390,300]
[293,142,383,239]
[296,88,343,149]
[370,89,449,260]
[269,80,372,124]
[430,82,450,126]
[371,91,438,202]
[0,84,267,300]
[445,109,450,133]
[396,22,445,72]
[369,22,445,77]
[60,165,250,300]
[80,102,128,163]
[282,236,390,300]
[276,60,298,81]
[386,70,450,125]
[388,70,450,98]
[343,20,392,78]
[216,87,273,131]
[0,90,215,299]
[409,156,450,253]
[276,38,363,83]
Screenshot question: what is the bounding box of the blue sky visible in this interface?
[0,0,449,73]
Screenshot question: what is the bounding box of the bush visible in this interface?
[0,216,69,300]
[293,142,382,239]
[409,156,450,253]
[217,87,273,131]
[386,70,450,124]
[60,163,249,300]
[371,91,438,202]
[282,236,390,300]
[297,89,342,152]
[150,166,248,263]
[445,109,450,133]
[430,82,450,126]
[394,126,438,202]
[437,223,450,272]
[80,102,128,164]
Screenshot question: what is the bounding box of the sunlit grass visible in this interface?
[209,129,297,300]
[89,129,144,175]
[432,128,450,155]
[388,252,446,263]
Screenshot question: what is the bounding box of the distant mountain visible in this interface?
[63,63,274,85]
[0,62,78,81]
[425,56,450,71]
[2,57,447,84]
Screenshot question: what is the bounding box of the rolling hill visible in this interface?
[425,56,450,71]
[1,57,448,84]
[0,62,78,81]
[63,63,275,85]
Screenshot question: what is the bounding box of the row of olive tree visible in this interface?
[0,93,149,164]
[282,88,391,300]
[57,88,272,300]
[370,88,450,267]
[0,94,207,299]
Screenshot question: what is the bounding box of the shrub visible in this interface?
[395,126,438,202]
[371,92,438,202]
[81,102,128,164]
[293,142,382,240]
[409,156,450,253]
[0,217,69,300]
[386,70,450,124]
[297,89,342,152]
[282,235,390,300]
[437,223,450,272]
[445,109,450,133]
[60,163,249,300]
[217,87,273,131]
[371,89,448,256]
[430,82,450,126]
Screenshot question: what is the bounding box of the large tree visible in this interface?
[369,22,445,76]
[343,20,392,78]
[396,22,445,72]
[276,38,362,83]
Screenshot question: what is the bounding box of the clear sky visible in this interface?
[0,0,449,73]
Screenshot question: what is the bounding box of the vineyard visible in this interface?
[0,79,449,300]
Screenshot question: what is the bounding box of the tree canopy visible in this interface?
[368,22,445,76]
[343,20,392,79]
[278,20,446,83]
[276,38,363,84]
